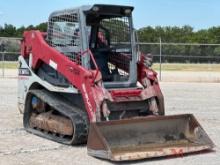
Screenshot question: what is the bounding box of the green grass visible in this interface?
[1,61,220,72]
[0,61,18,69]
[152,63,220,72]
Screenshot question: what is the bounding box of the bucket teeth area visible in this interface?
[87,114,214,161]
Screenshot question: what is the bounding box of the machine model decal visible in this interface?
[18,68,31,76]
[82,83,94,117]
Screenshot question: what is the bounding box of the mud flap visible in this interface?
[87,114,214,161]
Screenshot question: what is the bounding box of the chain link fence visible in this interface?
[0,37,220,80]
[138,41,220,80]
[0,37,20,77]
[138,42,220,63]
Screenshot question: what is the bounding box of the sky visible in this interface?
[0,0,219,30]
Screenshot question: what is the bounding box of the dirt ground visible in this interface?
[0,78,220,165]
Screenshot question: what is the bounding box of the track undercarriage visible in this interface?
[23,90,89,144]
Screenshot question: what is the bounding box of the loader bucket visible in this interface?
[87,114,214,161]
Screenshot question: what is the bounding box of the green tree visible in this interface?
[1,24,17,37]
[35,22,47,32]
[16,26,25,37]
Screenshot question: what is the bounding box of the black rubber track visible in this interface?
[23,89,89,145]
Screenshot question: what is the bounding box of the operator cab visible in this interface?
[85,5,137,88]
[47,4,137,88]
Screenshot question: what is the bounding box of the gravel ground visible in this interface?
[161,71,220,83]
[0,78,220,165]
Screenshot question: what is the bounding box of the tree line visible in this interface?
[1,23,220,43]
[0,23,220,62]
[137,26,220,63]
[0,23,47,38]
[137,25,220,43]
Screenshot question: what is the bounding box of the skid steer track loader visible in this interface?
[18,4,214,161]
